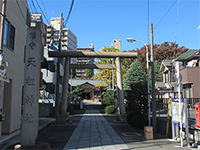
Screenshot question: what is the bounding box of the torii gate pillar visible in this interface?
[60,57,70,115]
[116,57,125,115]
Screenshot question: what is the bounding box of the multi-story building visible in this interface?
[42,16,77,99]
[41,46,60,100]
[175,49,200,98]
[46,17,77,51]
[0,0,29,136]
[113,39,121,51]
[155,60,176,98]
[100,39,121,52]
[76,44,94,78]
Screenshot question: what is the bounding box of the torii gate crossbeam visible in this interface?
[48,51,137,119]
[49,51,137,58]
[70,64,116,69]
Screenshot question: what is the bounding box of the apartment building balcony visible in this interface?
[47,28,52,33]
[41,69,56,83]
[46,33,52,37]
[46,38,51,43]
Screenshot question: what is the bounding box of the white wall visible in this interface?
[2,0,27,134]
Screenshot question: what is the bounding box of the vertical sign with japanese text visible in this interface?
[21,27,43,146]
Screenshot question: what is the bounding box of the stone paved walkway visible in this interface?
[63,110,129,150]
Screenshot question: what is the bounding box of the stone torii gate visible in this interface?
[48,51,137,117]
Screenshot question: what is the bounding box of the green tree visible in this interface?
[102,90,114,106]
[123,59,148,128]
[126,41,188,69]
[121,57,135,80]
[149,61,162,89]
[85,62,94,79]
[93,47,119,88]
[123,59,146,91]
[70,68,76,78]
[71,85,83,98]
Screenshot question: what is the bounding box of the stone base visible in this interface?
[115,114,126,122]
[144,126,154,140]
[56,113,70,124]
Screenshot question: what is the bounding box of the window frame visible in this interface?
[3,19,16,51]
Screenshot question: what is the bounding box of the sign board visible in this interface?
[171,98,186,127]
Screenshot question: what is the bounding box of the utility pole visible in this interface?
[150,23,156,133]
[55,13,63,120]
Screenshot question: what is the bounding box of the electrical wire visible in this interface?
[35,0,49,23]
[64,0,75,27]
[154,0,178,30]
[41,0,49,21]
[31,0,38,13]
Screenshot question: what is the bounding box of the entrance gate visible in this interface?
[48,50,137,116]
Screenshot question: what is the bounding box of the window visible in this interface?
[4,20,15,50]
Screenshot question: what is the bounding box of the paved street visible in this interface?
[2,108,195,150]
[64,110,128,150]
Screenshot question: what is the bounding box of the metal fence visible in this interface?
[154,98,200,128]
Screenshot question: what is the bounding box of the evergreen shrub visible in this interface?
[105,105,115,114]
[126,112,148,128]
[102,90,114,106]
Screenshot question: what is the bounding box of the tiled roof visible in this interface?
[69,79,102,86]
[175,49,199,61]
[162,60,172,67]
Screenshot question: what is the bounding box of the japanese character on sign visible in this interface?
[29,42,36,50]
[23,114,34,123]
[26,76,35,85]
[25,95,34,106]
[27,57,36,67]
[29,31,36,40]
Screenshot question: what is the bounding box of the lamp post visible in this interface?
[127,38,151,126]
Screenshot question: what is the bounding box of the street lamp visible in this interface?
[127,38,151,126]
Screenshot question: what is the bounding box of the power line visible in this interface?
[154,0,178,30]
[35,0,49,23]
[31,0,38,13]
[41,0,49,21]
[64,0,75,27]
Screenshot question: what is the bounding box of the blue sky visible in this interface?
[31,0,199,52]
